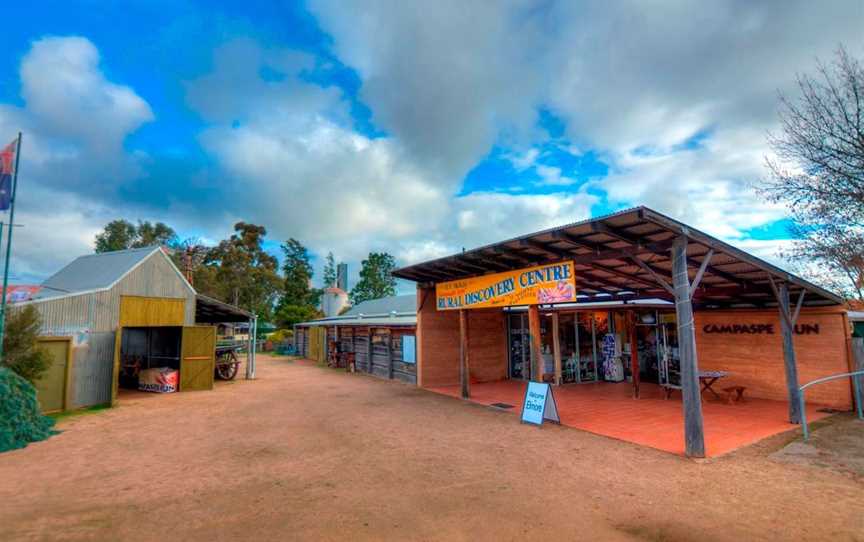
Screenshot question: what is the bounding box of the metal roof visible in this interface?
[296,315,416,328]
[342,294,416,316]
[296,294,417,327]
[35,246,164,300]
[393,206,843,308]
[195,294,254,323]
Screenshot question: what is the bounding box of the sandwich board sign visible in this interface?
[520,381,560,425]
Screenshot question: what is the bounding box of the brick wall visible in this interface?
[416,287,508,387]
[694,307,852,408]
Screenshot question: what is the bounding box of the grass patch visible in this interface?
[49,403,111,421]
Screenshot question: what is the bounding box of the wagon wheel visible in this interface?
[215,351,239,380]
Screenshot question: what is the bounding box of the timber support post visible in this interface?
[552,311,562,385]
[367,328,373,374]
[630,312,640,398]
[768,277,805,424]
[528,305,543,382]
[671,235,706,458]
[459,309,470,398]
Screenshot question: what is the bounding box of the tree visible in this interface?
[95,220,137,253]
[274,304,321,328]
[201,223,282,320]
[350,252,397,305]
[94,220,178,253]
[762,46,864,300]
[276,239,322,327]
[136,221,178,247]
[1,306,51,384]
[322,252,337,288]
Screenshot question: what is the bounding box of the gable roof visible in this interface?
[34,246,193,301]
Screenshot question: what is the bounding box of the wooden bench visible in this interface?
[723,386,747,404]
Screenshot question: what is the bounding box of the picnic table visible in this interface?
[699,370,728,401]
[662,371,734,402]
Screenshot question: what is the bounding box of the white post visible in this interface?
[245,318,255,379]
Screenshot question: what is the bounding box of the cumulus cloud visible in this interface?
[308,0,864,257]
[0,36,155,280]
[187,39,599,273]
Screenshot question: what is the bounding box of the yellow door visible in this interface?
[317,328,327,364]
[35,338,71,412]
[180,326,216,391]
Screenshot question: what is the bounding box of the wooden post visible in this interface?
[671,235,705,458]
[777,282,803,424]
[459,309,470,398]
[367,328,373,374]
[528,305,543,382]
[387,331,394,380]
[552,312,562,385]
[630,312,640,398]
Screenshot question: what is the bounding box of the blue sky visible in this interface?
[0,1,861,287]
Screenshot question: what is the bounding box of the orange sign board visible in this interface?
[436,261,576,310]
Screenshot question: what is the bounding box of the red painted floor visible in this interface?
[427,380,833,457]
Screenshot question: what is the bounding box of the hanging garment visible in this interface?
[601,333,625,382]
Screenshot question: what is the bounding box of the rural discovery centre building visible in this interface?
[369,206,856,458]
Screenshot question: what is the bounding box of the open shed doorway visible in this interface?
[114,325,216,401]
[118,327,182,392]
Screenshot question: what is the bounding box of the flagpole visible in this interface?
[0,132,22,360]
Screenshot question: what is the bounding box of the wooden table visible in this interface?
[699,371,728,401]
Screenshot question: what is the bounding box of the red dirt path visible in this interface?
[428,380,832,456]
[0,355,861,541]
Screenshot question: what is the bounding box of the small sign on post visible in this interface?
[520,381,560,425]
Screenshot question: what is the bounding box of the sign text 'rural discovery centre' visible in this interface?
[436,261,576,310]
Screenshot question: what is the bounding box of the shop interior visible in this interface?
[507,308,681,388]
[118,326,183,390]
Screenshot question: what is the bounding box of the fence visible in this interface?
[798,336,864,440]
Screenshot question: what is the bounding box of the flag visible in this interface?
[0,139,16,211]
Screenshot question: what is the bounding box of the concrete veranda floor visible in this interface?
[427,380,833,457]
[2,355,861,541]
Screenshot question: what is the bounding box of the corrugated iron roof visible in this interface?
[296,315,416,328]
[393,206,843,308]
[342,294,416,316]
[35,246,162,300]
[296,294,417,327]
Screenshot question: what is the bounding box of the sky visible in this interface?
[1,1,862,290]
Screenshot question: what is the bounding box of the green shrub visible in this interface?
[0,366,57,453]
[2,305,51,383]
[268,328,294,343]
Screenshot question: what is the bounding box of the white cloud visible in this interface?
[0,36,155,280]
[187,39,603,278]
[306,0,864,265]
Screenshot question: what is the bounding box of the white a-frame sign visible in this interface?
[520,382,560,426]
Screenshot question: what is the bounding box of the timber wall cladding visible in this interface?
[695,308,852,408]
[417,287,508,387]
[389,329,417,384]
[354,327,370,372]
[371,328,391,378]
[119,296,186,327]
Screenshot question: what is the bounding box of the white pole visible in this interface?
[246,318,254,379]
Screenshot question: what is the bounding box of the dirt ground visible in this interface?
[1,355,862,542]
